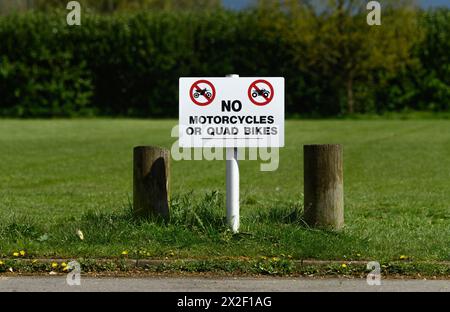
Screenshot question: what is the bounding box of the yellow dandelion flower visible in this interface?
[51,262,58,268]
[0,261,4,265]
[13,252,19,257]
[399,255,408,260]
[121,250,128,255]
[63,266,69,272]
[61,262,67,267]
[341,263,348,268]
[19,250,26,256]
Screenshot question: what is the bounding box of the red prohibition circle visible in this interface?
[248,79,274,106]
[189,80,216,106]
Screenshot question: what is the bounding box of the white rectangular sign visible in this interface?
[179,77,284,148]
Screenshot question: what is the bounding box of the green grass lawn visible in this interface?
[0,119,449,263]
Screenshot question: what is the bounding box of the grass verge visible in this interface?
[0,120,449,270]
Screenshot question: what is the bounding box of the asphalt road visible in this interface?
[0,276,449,292]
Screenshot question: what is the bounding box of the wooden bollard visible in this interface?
[133,146,170,220]
[304,144,344,230]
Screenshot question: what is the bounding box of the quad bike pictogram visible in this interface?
[194,88,212,99]
[252,88,270,99]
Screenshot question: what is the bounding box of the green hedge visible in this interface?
[0,9,448,117]
[374,8,449,113]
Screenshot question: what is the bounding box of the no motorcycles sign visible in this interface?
[179,77,284,148]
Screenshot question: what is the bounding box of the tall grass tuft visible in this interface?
[170,191,226,232]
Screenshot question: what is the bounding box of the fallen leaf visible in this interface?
[76,229,84,240]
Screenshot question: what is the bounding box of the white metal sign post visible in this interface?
[225,74,240,233]
[179,75,285,233]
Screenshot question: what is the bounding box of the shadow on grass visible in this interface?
[72,191,228,235]
[249,202,306,226]
[0,190,348,256]
[0,216,41,240]
[74,191,316,239]
[0,191,313,239]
